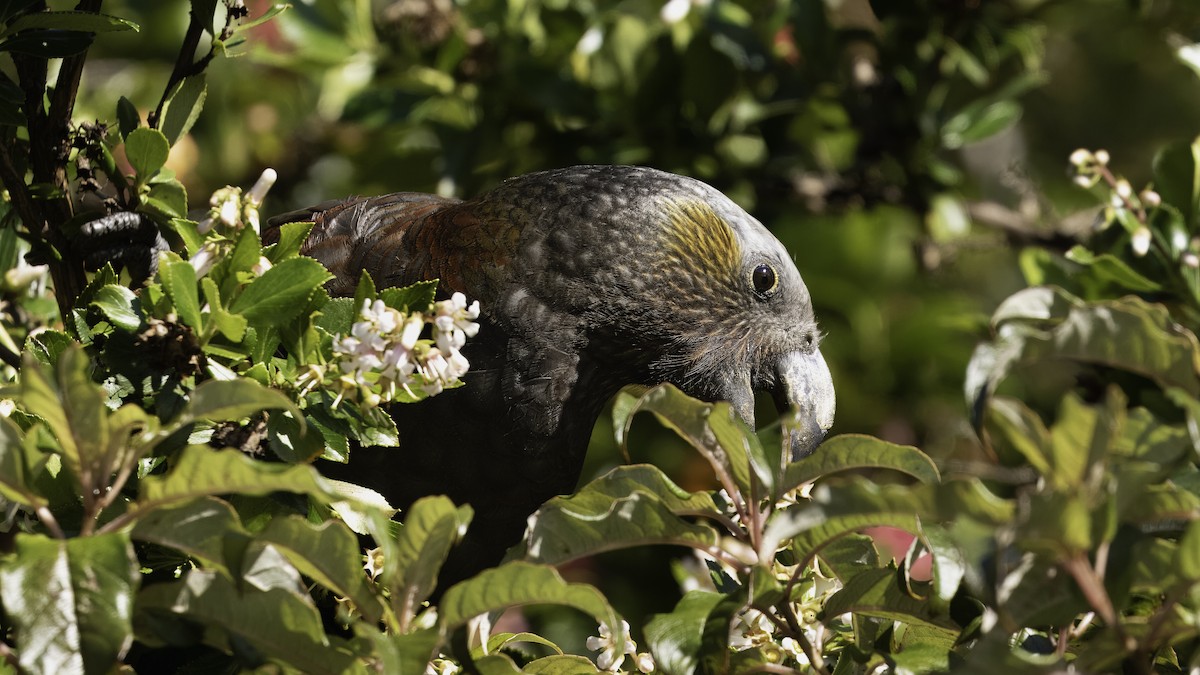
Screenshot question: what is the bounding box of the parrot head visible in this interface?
[502,166,836,459]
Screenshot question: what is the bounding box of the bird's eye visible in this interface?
[751,263,777,298]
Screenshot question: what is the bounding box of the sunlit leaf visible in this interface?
[781,433,939,494]
[0,532,137,675]
[124,127,170,182]
[160,73,206,145]
[138,446,330,506]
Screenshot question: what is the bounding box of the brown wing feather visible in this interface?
[267,192,523,302]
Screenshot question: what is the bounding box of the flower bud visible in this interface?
[246,168,278,206]
[1069,148,1091,167]
[1094,149,1110,165]
[1140,189,1161,207]
[1115,179,1133,200]
[1185,252,1200,269]
[1132,226,1152,257]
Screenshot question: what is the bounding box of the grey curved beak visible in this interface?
[721,349,836,460]
[771,349,836,459]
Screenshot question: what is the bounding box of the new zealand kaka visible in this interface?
[269,165,836,584]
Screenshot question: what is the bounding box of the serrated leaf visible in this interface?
[144,179,188,219]
[138,446,330,506]
[781,433,939,494]
[520,465,720,566]
[136,568,354,675]
[379,279,438,312]
[124,127,169,182]
[229,257,332,327]
[90,284,142,332]
[158,259,202,330]
[522,655,602,673]
[0,532,138,675]
[160,73,206,145]
[265,219,314,264]
[314,297,358,337]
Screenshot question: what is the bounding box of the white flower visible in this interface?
[586,620,636,671]
[729,608,774,651]
[363,547,384,579]
[189,242,220,278]
[1068,148,1091,167]
[433,292,481,352]
[577,26,603,55]
[635,652,655,673]
[218,193,239,228]
[1115,179,1133,200]
[247,168,278,206]
[660,0,690,23]
[1094,149,1110,165]
[425,658,460,675]
[1141,189,1162,208]
[1132,226,1152,257]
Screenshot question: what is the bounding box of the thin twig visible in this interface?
[35,505,65,539]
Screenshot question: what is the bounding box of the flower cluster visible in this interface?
[325,293,480,407]
[587,620,654,672]
[1068,148,1196,265]
[196,168,276,235]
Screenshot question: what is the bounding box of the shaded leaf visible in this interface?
[259,516,382,622]
[822,567,959,634]
[379,495,472,613]
[0,9,136,36]
[172,378,298,428]
[644,590,724,675]
[130,496,246,573]
[160,73,206,146]
[136,568,354,674]
[91,284,142,332]
[158,258,203,330]
[520,465,720,566]
[124,127,170,181]
[439,562,621,654]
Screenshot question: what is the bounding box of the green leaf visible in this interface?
[644,590,724,675]
[918,522,966,606]
[144,179,188,219]
[90,284,142,331]
[366,627,440,675]
[267,410,325,463]
[172,378,298,428]
[138,446,330,505]
[116,96,140,140]
[265,219,314,264]
[822,567,959,634]
[378,495,472,612]
[379,279,438,312]
[781,433,939,494]
[130,496,246,573]
[159,258,203,330]
[942,100,1022,149]
[18,347,106,492]
[136,568,354,675]
[259,515,383,622]
[23,329,74,368]
[439,562,622,653]
[522,655,602,673]
[1153,137,1200,228]
[613,383,754,499]
[520,464,720,566]
[1176,519,1200,581]
[314,297,358,337]
[229,257,332,327]
[764,478,935,565]
[0,532,138,675]
[124,127,170,182]
[0,416,43,508]
[0,29,94,57]
[1064,246,1162,292]
[0,10,137,37]
[160,73,206,145]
